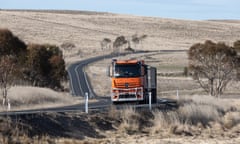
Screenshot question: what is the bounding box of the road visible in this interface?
[0,50,180,115]
[67,51,153,97]
[68,53,119,97]
[67,50,187,97]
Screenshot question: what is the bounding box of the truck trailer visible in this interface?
[107,59,157,104]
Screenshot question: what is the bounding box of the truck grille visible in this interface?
[115,82,140,88]
[112,87,143,101]
[119,94,136,99]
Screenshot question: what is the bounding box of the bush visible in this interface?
[233,40,240,52]
[0,28,26,57]
[0,28,67,90]
[188,40,238,97]
[25,44,66,89]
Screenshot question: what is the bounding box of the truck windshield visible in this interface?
[114,64,141,78]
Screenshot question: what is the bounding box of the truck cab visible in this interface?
[108,59,157,104]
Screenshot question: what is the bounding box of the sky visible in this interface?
[0,0,239,20]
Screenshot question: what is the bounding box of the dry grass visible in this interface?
[223,112,240,129]
[152,95,240,136]
[118,106,140,134]
[1,10,240,65]
[104,96,240,143]
[1,10,240,143]
[0,86,81,111]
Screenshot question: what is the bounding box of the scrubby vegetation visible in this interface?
[0,28,67,93]
[188,40,240,97]
[101,34,147,54]
[0,96,239,143]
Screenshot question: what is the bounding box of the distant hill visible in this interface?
[1,9,240,62]
[1,9,113,15]
[208,19,240,24]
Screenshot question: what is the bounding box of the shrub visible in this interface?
[188,40,238,97]
[25,44,66,89]
[0,28,26,57]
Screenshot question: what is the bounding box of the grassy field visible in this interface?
[1,9,240,64]
[0,96,239,144]
[0,10,240,143]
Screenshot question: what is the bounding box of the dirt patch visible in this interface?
[0,112,112,140]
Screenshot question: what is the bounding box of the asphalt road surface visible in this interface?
[67,50,187,97]
[68,53,118,97]
[0,50,180,115]
[67,51,151,97]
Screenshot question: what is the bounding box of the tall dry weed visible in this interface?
[152,95,239,135]
[151,111,180,134]
[223,111,240,129]
[178,103,220,126]
[118,106,140,134]
[191,95,235,113]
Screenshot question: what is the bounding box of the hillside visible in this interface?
[1,10,240,64]
[0,10,240,144]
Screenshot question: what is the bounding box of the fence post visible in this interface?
[149,92,152,111]
[85,92,88,113]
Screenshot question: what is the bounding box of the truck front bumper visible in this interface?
[111,87,143,102]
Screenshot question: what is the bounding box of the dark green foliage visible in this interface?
[25,44,66,89]
[0,28,26,57]
[0,28,67,90]
[0,56,16,100]
[49,55,67,88]
[233,40,240,80]
[188,40,238,97]
[233,40,240,52]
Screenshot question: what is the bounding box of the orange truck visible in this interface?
[108,59,157,104]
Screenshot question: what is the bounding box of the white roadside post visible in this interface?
[176,88,179,100]
[147,66,152,111]
[7,99,11,111]
[85,92,88,113]
[149,92,152,111]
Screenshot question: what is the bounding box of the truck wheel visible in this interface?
[152,94,157,104]
[151,89,157,104]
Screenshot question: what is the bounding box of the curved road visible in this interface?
[67,50,186,97]
[68,54,119,97]
[0,50,181,115]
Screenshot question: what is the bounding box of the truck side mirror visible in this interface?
[107,66,112,77]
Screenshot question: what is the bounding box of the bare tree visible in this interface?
[113,36,128,54]
[100,38,112,50]
[0,56,15,108]
[132,34,140,49]
[131,34,147,49]
[188,40,238,98]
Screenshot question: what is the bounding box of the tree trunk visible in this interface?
[209,79,214,96]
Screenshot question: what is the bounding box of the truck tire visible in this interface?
[143,89,157,104]
[151,89,157,104]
